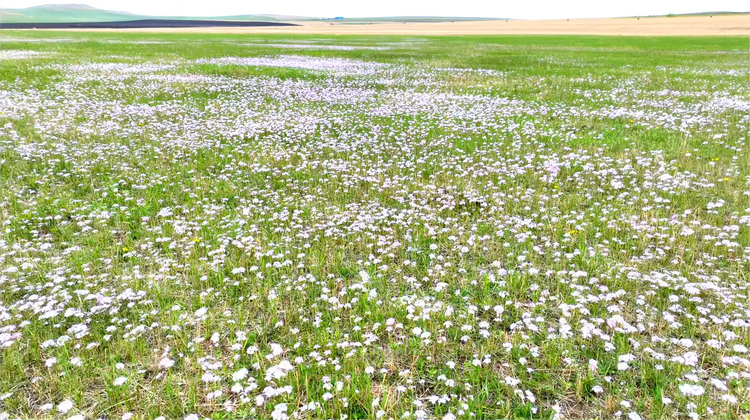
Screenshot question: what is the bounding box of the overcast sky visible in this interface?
[3,0,748,19]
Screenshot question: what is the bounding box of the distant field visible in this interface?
[3,4,746,34]
[317,17,505,24]
[24,15,747,36]
[0,4,501,24]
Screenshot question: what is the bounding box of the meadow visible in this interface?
[0,32,749,420]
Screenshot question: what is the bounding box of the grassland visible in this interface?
[0,32,749,420]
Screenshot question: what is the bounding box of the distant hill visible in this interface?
[667,11,749,16]
[0,4,313,23]
[0,3,142,23]
[3,3,743,25]
[0,4,506,24]
[209,14,318,22]
[633,11,749,18]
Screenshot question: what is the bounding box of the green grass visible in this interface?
[0,32,748,420]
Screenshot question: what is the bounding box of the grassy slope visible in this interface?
[1,5,140,23]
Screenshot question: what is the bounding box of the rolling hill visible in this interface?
[0,3,142,23]
[0,4,313,23]
[0,4,506,24]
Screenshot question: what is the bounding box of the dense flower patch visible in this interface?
[0,36,748,420]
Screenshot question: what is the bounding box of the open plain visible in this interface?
[0,30,749,420]
[40,15,750,36]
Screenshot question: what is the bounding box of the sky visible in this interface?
[2,0,748,19]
